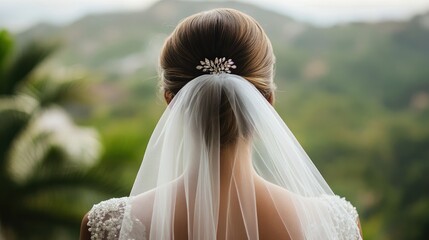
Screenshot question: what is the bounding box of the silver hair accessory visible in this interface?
[196,57,237,74]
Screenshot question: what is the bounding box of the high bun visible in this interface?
[160,8,276,101]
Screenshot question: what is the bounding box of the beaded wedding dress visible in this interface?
[87,195,359,240]
[86,74,361,240]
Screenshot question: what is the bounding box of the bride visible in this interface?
[80,8,362,240]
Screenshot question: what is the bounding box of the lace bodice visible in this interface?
[320,195,360,240]
[87,197,146,240]
[87,195,359,240]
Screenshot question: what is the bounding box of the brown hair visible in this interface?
[159,8,275,145]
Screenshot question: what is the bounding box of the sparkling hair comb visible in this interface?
[196,57,237,74]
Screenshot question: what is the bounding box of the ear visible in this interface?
[164,91,173,104]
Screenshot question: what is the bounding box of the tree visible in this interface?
[364,119,429,240]
[0,30,127,240]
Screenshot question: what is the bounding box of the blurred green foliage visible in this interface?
[2,0,429,239]
[0,30,127,239]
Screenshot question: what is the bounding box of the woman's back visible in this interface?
[81,8,362,240]
[83,174,360,239]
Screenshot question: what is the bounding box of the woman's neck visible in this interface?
[219,139,255,190]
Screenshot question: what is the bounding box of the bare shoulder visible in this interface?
[253,175,362,239]
[254,175,295,205]
[253,176,298,239]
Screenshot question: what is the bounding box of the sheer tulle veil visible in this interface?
[117,73,361,239]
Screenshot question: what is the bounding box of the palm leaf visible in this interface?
[20,164,128,197]
[0,98,34,170]
[3,157,127,239]
[1,41,56,95]
[5,204,82,240]
[22,74,87,108]
[0,31,112,240]
[0,30,13,72]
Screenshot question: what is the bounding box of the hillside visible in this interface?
[11,1,429,239]
[17,1,429,111]
[18,0,301,71]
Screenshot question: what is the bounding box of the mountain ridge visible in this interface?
[13,0,429,113]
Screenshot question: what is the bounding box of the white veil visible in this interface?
[118,74,361,239]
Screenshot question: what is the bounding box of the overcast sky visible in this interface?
[1,0,429,32]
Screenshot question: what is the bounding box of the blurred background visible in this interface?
[1,0,428,239]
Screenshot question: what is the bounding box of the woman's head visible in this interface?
[160,8,275,103]
[159,8,275,146]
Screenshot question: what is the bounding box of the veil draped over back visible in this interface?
[116,74,361,239]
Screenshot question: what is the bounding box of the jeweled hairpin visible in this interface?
[196,57,237,74]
